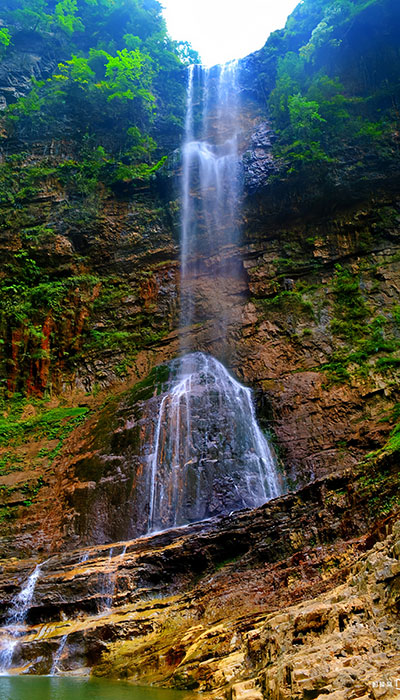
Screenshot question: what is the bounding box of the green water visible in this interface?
[0,677,198,700]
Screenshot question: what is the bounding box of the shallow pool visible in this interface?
[0,676,199,700]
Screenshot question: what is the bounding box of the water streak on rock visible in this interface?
[98,545,127,613]
[0,563,44,673]
[50,634,68,676]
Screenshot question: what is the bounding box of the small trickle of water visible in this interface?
[98,545,127,614]
[98,548,114,613]
[50,634,68,676]
[147,352,281,534]
[0,563,44,673]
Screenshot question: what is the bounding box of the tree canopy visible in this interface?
[258,0,400,172]
[0,0,199,183]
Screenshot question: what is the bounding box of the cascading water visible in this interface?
[0,563,44,673]
[98,548,114,614]
[180,62,242,344]
[147,352,280,533]
[98,545,127,614]
[145,61,282,534]
[50,635,68,676]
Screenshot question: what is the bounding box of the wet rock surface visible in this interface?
[242,122,278,194]
[0,30,61,110]
[0,460,398,697]
[59,353,282,545]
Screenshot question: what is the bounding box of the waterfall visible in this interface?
[145,62,283,535]
[180,62,242,346]
[0,563,43,673]
[50,634,68,676]
[98,548,114,614]
[147,352,280,533]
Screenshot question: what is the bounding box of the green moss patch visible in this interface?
[0,400,90,478]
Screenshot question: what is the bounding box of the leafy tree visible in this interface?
[263,0,398,171]
[54,0,84,35]
[1,0,193,170]
[288,94,326,138]
[6,0,52,31]
[105,48,154,104]
[0,26,11,58]
[57,54,95,84]
[0,27,11,47]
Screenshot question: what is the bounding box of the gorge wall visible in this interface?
[0,0,399,697]
[1,104,399,553]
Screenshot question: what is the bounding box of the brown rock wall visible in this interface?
[0,459,398,698]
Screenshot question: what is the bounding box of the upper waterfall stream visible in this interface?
[180,62,242,341]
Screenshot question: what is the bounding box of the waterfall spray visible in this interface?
[0,563,44,673]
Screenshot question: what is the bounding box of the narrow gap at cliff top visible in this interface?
[162,0,300,66]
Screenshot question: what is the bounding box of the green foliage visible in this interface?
[375,355,400,369]
[0,505,18,523]
[359,418,400,517]
[288,93,326,135]
[85,322,169,363]
[0,27,11,53]
[386,423,400,454]
[58,54,94,83]
[54,0,83,34]
[88,329,134,352]
[54,46,155,107]
[320,356,351,384]
[0,155,59,205]
[330,264,369,339]
[0,400,90,481]
[7,84,42,120]
[256,290,315,317]
[0,240,101,395]
[262,0,398,172]
[320,266,400,384]
[7,0,52,31]
[392,305,400,326]
[0,402,88,446]
[0,0,195,401]
[105,48,154,104]
[1,0,191,175]
[0,132,164,215]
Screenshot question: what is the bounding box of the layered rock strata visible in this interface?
[0,453,398,697]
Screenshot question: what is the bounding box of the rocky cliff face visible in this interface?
[3,106,399,554]
[1,50,400,558]
[0,452,398,698]
[0,3,399,696]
